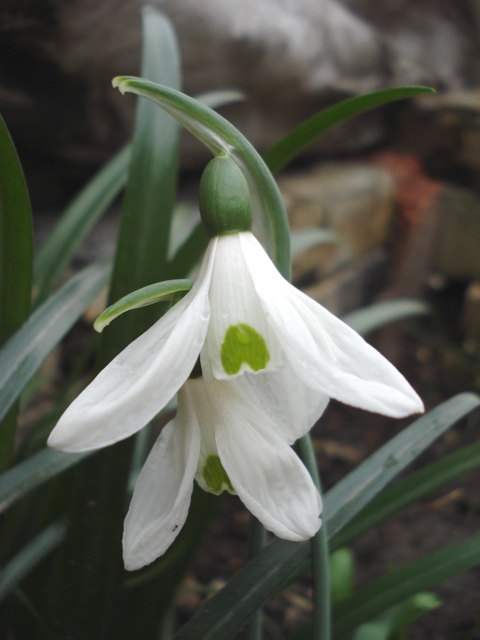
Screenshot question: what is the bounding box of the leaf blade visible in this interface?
[0,259,110,425]
[263,86,435,174]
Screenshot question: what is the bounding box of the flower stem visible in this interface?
[299,434,331,640]
[246,515,267,640]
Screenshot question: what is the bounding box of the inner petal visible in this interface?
[187,378,235,495]
[205,233,284,380]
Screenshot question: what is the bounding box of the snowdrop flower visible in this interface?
[123,375,322,571]
[48,155,422,453]
[48,155,423,569]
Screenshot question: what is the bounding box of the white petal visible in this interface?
[234,366,329,444]
[123,385,200,571]
[194,379,322,540]
[240,233,424,418]
[204,233,284,380]
[47,239,218,452]
[186,378,236,495]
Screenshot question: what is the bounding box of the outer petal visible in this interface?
[123,385,201,571]
[48,239,218,452]
[234,366,329,444]
[204,233,284,380]
[194,379,322,541]
[239,233,424,418]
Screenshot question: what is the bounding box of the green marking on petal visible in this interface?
[203,455,234,493]
[221,323,270,375]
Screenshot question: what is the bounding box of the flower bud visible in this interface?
[199,155,252,237]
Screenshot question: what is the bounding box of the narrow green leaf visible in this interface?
[53,12,182,640]
[33,145,130,305]
[112,76,291,278]
[325,393,480,540]
[100,20,181,365]
[290,228,340,258]
[388,592,441,636]
[263,86,435,174]
[333,534,480,636]
[166,221,209,278]
[196,90,246,110]
[332,439,480,550]
[173,394,479,640]
[94,279,193,332]
[330,548,354,603]
[289,592,440,640]
[343,299,430,336]
[0,521,65,603]
[352,621,391,640]
[31,89,242,308]
[0,448,90,516]
[0,114,33,471]
[0,114,33,346]
[0,258,110,425]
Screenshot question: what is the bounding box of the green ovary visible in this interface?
[203,455,234,493]
[221,323,270,375]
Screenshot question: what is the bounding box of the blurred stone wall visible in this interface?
[1,0,480,202]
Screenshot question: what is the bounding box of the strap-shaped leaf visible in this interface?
[172,393,480,640]
[0,521,65,602]
[333,533,480,636]
[332,439,480,549]
[112,76,291,279]
[290,228,340,257]
[0,114,33,470]
[0,258,110,425]
[33,145,130,305]
[0,448,90,516]
[94,279,193,332]
[263,86,435,174]
[343,299,430,336]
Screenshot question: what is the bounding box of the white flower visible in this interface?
[48,230,423,454]
[122,376,322,571]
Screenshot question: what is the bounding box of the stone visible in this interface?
[279,163,395,283]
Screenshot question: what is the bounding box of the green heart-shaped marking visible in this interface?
[220,323,270,375]
[203,454,235,494]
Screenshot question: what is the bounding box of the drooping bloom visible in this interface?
[123,376,322,571]
[48,227,423,453]
[48,155,423,569]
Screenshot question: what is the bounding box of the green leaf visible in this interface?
[330,548,354,603]
[0,258,110,426]
[325,393,480,540]
[332,439,480,550]
[112,76,291,278]
[31,88,242,309]
[0,521,65,603]
[167,221,209,278]
[53,12,182,640]
[343,299,431,336]
[33,145,130,305]
[0,113,33,471]
[0,448,90,516]
[172,394,479,640]
[352,621,391,640]
[263,86,435,174]
[196,90,246,110]
[94,279,193,332]
[100,14,181,362]
[333,534,480,636]
[290,228,340,258]
[388,592,441,637]
[0,114,33,347]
